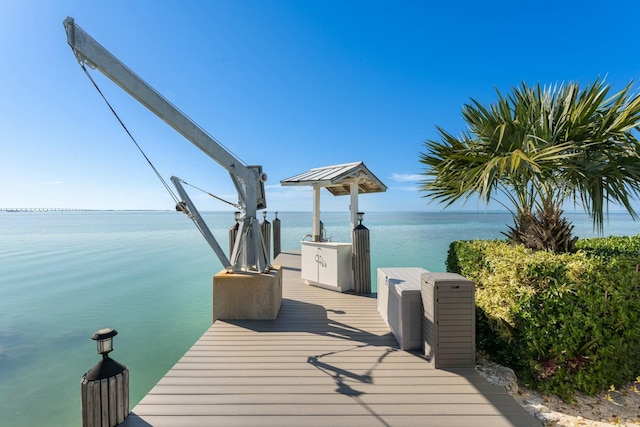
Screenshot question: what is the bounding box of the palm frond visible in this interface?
[420,78,640,249]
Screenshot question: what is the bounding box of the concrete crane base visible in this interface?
[212,266,282,321]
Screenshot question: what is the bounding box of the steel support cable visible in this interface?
[77,60,240,258]
[78,62,181,206]
[177,178,241,210]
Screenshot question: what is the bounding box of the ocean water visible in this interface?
[0,210,638,426]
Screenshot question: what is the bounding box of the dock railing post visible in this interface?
[81,328,129,427]
[273,212,281,258]
[352,212,371,294]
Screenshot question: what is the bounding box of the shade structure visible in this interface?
[280,162,386,294]
[280,161,387,195]
[281,161,387,238]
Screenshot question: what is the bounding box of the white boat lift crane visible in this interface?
[63,17,270,273]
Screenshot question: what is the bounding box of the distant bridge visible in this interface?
[0,208,93,212]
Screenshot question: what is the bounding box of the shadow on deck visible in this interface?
[121,251,539,427]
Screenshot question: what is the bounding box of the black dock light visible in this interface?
[357,211,365,225]
[92,327,117,358]
[82,328,129,426]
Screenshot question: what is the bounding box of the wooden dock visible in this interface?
[121,251,539,427]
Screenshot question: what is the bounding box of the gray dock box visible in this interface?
[377,267,428,350]
[421,272,475,368]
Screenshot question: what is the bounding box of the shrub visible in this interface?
[448,237,640,400]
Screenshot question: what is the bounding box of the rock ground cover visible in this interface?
[477,356,640,426]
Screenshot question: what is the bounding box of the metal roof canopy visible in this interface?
[280,161,387,196]
[281,162,387,241]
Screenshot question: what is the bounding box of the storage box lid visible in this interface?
[421,272,474,288]
[379,267,429,281]
[378,267,429,294]
[391,280,422,294]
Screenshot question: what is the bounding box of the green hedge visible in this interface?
[447,236,640,400]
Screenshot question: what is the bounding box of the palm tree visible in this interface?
[420,79,640,252]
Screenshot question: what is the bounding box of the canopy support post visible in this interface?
[313,185,321,242]
[350,181,359,236]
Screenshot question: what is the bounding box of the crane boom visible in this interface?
[64,16,269,272]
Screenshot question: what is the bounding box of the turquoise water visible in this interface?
[0,210,638,426]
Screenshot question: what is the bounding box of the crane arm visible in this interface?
[64,17,270,272]
[63,17,262,205]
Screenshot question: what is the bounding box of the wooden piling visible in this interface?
[81,367,129,427]
[229,212,240,258]
[273,212,281,258]
[260,214,271,262]
[352,222,371,293]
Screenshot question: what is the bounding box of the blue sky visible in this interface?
[2,1,640,213]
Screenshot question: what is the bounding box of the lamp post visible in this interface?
[81,328,129,427]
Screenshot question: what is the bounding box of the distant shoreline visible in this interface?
[0,208,169,212]
[1,208,636,215]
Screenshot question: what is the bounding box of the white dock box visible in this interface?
[422,272,475,368]
[377,267,428,350]
[301,241,353,292]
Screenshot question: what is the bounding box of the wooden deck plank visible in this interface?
[122,414,536,427]
[156,376,482,386]
[130,403,532,417]
[136,393,499,405]
[132,384,511,396]
[162,369,464,378]
[121,251,538,427]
